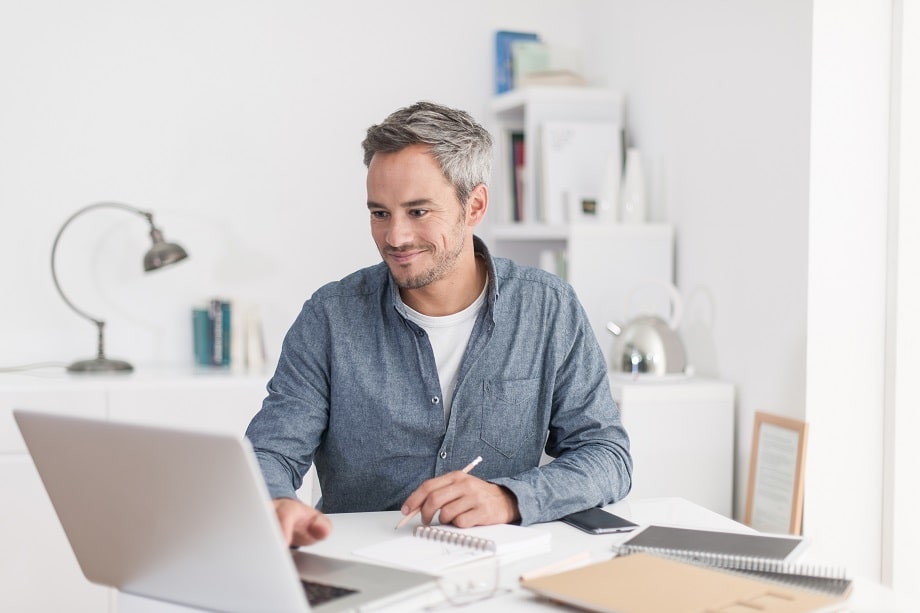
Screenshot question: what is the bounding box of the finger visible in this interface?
[294,511,333,546]
[305,513,333,542]
[440,481,518,527]
[401,472,453,515]
[408,487,448,526]
[417,478,475,525]
[433,493,478,527]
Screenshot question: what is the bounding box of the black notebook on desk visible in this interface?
[615,525,852,596]
[618,525,806,561]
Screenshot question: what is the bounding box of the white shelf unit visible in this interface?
[487,85,625,225]
[485,87,675,366]
[0,369,282,613]
[610,376,736,517]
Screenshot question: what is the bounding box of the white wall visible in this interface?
[0,0,811,532]
[889,0,920,596]
[586,1,813,518]
[0,0,830,522]
[0,0,592,371]
[805,0,892,582]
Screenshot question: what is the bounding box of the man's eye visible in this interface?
[409,209,428,218]
[370,211,388,219]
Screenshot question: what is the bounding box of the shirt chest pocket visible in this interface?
[480,378,541,458]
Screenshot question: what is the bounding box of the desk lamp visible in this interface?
[51,202,189,373]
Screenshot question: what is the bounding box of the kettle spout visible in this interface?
[606,321,623,336]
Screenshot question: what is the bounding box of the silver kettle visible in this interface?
[607,283,688,376]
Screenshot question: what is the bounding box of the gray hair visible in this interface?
[362,101,493,205]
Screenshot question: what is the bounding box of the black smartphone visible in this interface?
[560,507,639,534]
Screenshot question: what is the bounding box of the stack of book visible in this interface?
[614,525,852,597]
[521,525,853,612]
[494,30,587,94]
[192,299,265,373]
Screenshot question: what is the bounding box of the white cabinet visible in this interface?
[611,376,735,517]
[0,370,271,613]
[0,387,110,613]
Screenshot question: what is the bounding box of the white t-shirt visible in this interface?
[403,283,488,421]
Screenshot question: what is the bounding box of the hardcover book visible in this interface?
[494,30,539,94]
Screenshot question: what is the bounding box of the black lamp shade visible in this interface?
[144,232,189,272]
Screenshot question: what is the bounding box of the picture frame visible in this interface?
[744,411,809,535]
[567,194,613,223]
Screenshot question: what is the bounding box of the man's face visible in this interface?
[366,144,470,290]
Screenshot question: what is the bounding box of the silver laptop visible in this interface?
[14,410,435,613]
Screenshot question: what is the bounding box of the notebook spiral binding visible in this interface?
[413,526,497,553]
[614,545,852,596]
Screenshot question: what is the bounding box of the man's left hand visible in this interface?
[399,471,520,527]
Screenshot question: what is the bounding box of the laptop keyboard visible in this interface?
[301,579,359,606]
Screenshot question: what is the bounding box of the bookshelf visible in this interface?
[488,85,625,225]
[485,86,674,365]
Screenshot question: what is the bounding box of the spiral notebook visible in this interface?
[615,525,851,596]
[354,524,551,573]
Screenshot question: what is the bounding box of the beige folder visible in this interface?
[520,552,845,613]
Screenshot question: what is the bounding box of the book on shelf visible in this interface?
[510,131,525,222]
[614,525,852,597]
[494,30,540,94]
[192,307,211,367]
[520,552,849,613]
[243,302,266,374]
[516,70,587,88]
[511,40,586,90]
[353,523,551,574]
[193,299,230,367]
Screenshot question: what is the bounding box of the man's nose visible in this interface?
[386,213,413,246]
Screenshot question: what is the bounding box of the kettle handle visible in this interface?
[626,281,684,330]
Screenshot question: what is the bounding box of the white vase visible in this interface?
[619,148,646,223]
[595,152,621,223]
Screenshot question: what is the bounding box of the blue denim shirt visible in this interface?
[246,237,632,525]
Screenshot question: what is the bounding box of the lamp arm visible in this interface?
[50,201,156,327]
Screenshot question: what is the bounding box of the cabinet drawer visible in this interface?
[0,389,106,454]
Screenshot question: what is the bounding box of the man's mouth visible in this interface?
[387,249,424,264]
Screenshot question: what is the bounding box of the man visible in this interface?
[246,101,632,547]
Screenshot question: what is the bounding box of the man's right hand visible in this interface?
[272,498,333,547]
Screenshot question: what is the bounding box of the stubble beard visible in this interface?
[389,226,467,291]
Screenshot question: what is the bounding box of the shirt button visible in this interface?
[431,396,440,405]
[439,451,447,459]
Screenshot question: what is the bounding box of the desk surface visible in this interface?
[119,497,904,612]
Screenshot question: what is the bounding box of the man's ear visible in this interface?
[465,183,489,227]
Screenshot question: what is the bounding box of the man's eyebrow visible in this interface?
[366,199,433,209]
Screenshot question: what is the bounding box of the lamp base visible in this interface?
[67,357,134,373]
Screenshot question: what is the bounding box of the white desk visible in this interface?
[118,497,905,612]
